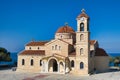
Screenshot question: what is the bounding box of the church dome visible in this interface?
[56,26,75,33]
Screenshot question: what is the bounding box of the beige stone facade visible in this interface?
[17,9,109,75]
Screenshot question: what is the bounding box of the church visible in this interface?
[17,9,109,75]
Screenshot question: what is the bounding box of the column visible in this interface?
[57,62,60,73]
[46,61,48,72]
[45,61,48,72]
[64,62,66,74]
[42,61,44,72]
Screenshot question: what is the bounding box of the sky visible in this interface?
[0,0,120,53]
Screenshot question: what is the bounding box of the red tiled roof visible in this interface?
[26,41,48,46]
[69,51,76,56]
[90,40,96,45]
[56,26,75,33]
[77,12,89,19]
[95,48,108,56]
[19,50,45,55]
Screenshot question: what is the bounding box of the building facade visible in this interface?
[17,9,109,75]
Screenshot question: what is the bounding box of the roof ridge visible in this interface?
[54,53,66,57]
[19,50,45,55]
[58,39,73,45]
[95,48,108,56]
[33,40,49,42]
[26,41,48,46]
[77,11,89,19]
[90,40,96,45]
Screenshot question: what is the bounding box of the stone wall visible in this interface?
[17,55,44,72]
[94,56,109,72]
[25,46,45,50]
[45,39,69,57]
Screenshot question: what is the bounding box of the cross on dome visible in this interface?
[64,22,68,26]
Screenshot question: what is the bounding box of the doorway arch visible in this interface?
[48,59,58,72]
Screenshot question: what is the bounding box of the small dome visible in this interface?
[56,26,75,33]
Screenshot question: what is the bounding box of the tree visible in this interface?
[114,59,119,67]
[111,57,120,67]
[0,47,12,62]
[109,57,114,63]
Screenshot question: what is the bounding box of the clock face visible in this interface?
[80,17,84,21]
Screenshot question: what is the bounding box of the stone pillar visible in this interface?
[42,61,45,72]
[64,62,66,74]
[45,61,48,72]
[46,61,48,72]
[58,62,60,73]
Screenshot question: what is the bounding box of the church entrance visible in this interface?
[48,59,58,72]
[53,60,57,71]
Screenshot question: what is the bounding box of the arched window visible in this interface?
[80,62,84,69]
[80,34,84,41]
[38,47,39,50]
[55,45,57,50]
[22,59,25,65]
[71,60,74,67]
[40,60,42,66]
[31,59,34,66]
[59,46,61,50]
[52,46,54,50]
[61,35,62,39]
[29,47,31,50]
[80,48,84,55]
[80,23,84,31]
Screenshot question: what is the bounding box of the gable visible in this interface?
[45,39,69,46]
[45,39,70,57]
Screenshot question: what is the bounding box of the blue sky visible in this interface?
[0,0,120,53]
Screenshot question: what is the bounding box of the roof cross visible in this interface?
[81,8,85,13]
[65,22,68,26]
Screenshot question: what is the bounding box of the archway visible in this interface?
[60,62,64,73]
[48,59,58,72]
[53,60,57,71]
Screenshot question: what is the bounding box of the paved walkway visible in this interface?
[0,69,120,80]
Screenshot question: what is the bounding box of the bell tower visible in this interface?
[75,9,90,75]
